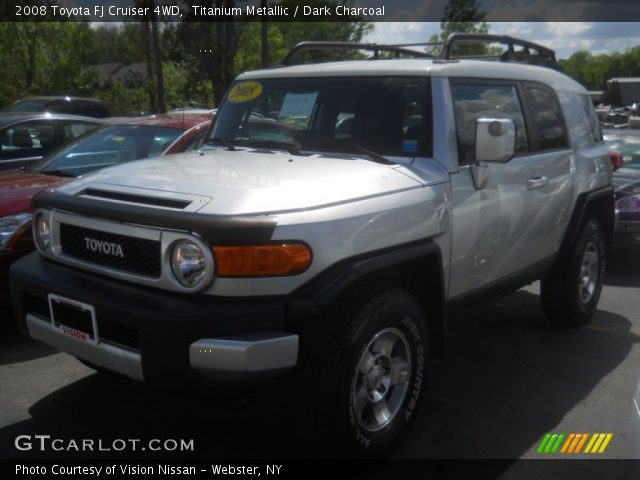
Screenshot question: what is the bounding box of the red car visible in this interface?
[0,114,212,304]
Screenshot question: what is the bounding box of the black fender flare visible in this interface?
[561,186,615,255]
[288,239,446,355]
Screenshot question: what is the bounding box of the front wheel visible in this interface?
[300,285,428,455]
[541,219,606,328]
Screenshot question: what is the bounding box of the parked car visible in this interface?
[604,129,640,250]
[5,96,111,118]
[0,114,212,305]
[0,113,106,171]
[9,35,613,454]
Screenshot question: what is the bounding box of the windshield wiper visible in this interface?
[243,139,307,157]
[205,137,237,151]
[337,142,392,165]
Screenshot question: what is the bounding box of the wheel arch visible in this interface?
[288,240,446,356]
[562,186,615,258]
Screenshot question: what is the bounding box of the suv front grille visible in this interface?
[59,223,161,277]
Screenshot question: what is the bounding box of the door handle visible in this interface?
[527,175,548,190]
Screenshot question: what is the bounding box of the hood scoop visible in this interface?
[75,183,211,212]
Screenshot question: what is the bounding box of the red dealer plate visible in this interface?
[48,294,98,345]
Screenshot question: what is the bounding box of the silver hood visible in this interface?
[58,148,424,215]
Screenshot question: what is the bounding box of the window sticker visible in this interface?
[278,92,318,125]
[402,139,418,154]
[228,81,263,103]
[109,135,126,142]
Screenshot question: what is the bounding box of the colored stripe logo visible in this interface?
[537,433,613,454]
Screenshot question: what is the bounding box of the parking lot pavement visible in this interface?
[1,254,639,464]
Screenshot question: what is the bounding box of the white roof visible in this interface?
[238,58,586,94]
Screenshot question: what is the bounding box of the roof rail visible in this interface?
[440,33,558,68]
[279,41,438,66]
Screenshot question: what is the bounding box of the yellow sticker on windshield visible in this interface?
[109,135,125,142]
[227,81,263,103]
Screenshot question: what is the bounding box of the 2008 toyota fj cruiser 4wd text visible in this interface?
[10,34,614,454]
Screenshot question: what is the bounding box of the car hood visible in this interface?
[613,167,640,198]
[0,170,66,216]
[56,148,425,215]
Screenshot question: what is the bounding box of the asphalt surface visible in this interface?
[1,253,639,473]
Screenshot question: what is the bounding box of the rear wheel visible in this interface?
[541,219,606,327]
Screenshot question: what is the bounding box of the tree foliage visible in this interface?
[427,0,491,56]
[559,46,640,96]
[0,15,370,114]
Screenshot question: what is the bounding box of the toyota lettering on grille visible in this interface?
[84,237,125,258]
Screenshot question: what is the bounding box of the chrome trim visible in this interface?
[26,314,144,381]
[37,208,215,293]
[189,332,299,381]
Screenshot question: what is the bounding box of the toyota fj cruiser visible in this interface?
[10,34,614,454]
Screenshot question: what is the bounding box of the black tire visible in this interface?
[299,284,429,456]
[540,219,606,328]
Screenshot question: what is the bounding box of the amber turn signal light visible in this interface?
[212,244,312,277]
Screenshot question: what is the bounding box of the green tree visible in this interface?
[559,46,640,93]
[0,22,99,107]
[427,0,491,56]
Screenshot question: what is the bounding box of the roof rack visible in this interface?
[279,41,438,66]
[278,35,558,69]
[440,33,558,68]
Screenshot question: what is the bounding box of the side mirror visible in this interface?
[475,118,516,163]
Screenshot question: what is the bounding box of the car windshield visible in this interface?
[5,99,50,112]
[33,124,183,177]
[605,133,640,170]
[208,76,432,159]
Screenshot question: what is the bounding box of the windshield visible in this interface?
[6,99,50,112]
[605,133,640,170]
[209,76,432,158]
[33,124,183,177]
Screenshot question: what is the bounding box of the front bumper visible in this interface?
[0,249,31,305]
[10,253,298,386]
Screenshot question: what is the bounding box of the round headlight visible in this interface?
[170,239,208,288]
[35,212,51,251]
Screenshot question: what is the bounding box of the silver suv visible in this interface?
[10,34,614,454]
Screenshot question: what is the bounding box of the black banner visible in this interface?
[1,459,634,480]
[2,0,640,22]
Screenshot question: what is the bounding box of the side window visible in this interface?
[73,100,97,117]
[558,93,596,150]
[63,121,98,141]
[94,103,111,118]
[0,121,56,159]
[46,100,74,115]
[579,94,602,143]
[526,87,568,150]
[451,83,528,164]
[180,131,207,152]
